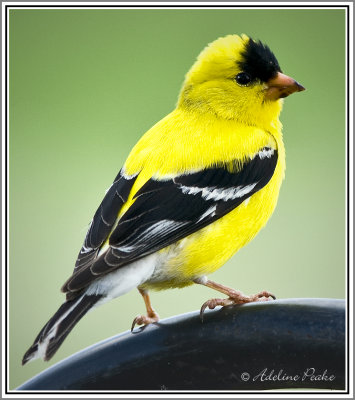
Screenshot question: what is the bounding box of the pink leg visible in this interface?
[131,288,160,332]
[194,278,275,321]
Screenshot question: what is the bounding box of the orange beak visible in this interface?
[265,72,305,100]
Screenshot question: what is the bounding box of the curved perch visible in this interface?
[18,298,346,391]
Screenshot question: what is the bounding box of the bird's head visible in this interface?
[178,34,305,127]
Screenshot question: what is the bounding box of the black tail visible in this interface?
[22,294,102,365]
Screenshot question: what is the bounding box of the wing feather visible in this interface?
[63,147,278,295]
[71,170,138,275]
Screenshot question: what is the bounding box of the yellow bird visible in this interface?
[22,34,305,364]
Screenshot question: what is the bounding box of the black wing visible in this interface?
[71,169,138,275]
[63,147,277,295]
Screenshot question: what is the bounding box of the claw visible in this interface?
[198,290,276,323]
[132,289,160,332]
[130,312,159,332]
[131,316,140,332]
[200,298,234,322]
[195,279,276,324]
[200,301,209,323]
[253,290,276,301]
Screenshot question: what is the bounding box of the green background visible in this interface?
[9,8,346,390]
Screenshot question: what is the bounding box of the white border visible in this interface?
[346,0,354,397]
[1,1,353,8]
[2,4,7,400]
[1,1,353,4]
[2,1,353,398]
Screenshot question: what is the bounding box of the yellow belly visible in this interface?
[119,109,285,291]
[141,156,284,291]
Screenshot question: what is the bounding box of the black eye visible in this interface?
[235,72,252,86]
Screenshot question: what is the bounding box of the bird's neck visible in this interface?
[176,98,283,137]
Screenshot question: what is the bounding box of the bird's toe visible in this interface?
[131,312,159,332]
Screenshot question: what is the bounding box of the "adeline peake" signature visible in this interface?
[240,367,336,383]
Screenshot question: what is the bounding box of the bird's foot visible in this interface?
[200,289,275,321]
[131,310,159,332]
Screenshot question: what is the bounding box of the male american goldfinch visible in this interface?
[22,34,304,365]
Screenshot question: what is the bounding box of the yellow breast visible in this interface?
[170,154,284,279]
[132,109,286,290]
